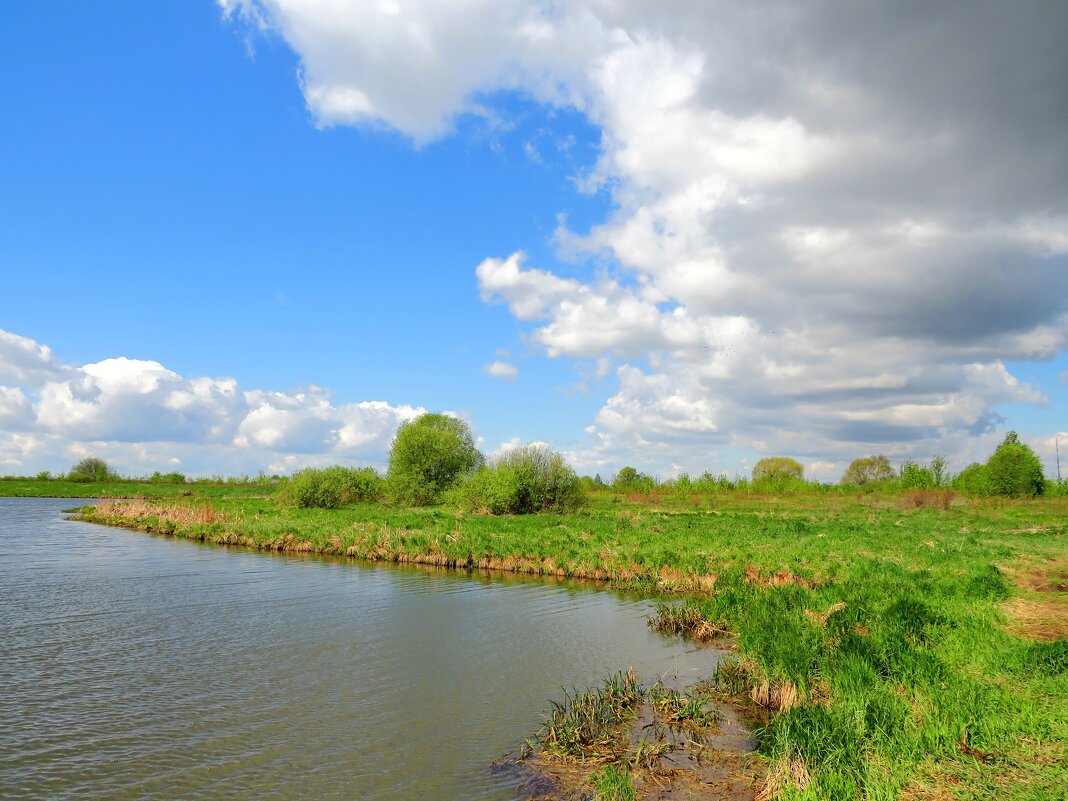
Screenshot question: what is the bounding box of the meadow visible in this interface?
[4,477,1065,800]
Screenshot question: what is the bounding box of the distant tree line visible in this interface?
[6,425,1059,505]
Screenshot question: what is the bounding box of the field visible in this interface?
[7,479,1065,800]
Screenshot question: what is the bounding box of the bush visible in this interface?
[841,455,894,486]
[986,432,1045,497]
[898,460,936,489]
[282,466,384,508]
[952,462,991,496]
[386,413,483,505]
[148,471,186,484]
[68,457,116,483]
[752,457,804,481]
[613,465,656,490]
[450,445,585,514]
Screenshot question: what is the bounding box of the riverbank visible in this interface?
[43,489,1068,799]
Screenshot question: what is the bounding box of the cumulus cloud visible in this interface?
[0,328,423,475]
[482,360,519,380]
[224,1,1068,475]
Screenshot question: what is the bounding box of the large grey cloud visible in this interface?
[222,1,1067,478]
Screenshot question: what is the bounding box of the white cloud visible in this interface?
[482,360,519,380]
[0,328,424,476]
[220,1,1068,476]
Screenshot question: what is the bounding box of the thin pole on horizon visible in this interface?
[1057,435,1062,482]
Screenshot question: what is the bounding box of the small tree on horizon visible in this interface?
[752,457,804,481]
[69,457,114,482]
[842,455,894,486]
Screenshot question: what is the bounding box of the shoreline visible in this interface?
[56,494,1068,800]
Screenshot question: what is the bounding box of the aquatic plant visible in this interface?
[535,670,642,761]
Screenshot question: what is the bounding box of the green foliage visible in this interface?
[613,465,656,490]
[953,462,992,496]
[898,459,936,489]
[148,471,186,484]
[450,445,585,514]
[752,456,804,481]
[386,413,483,505]
[842,455,894,486]
[35,471,52,481]
[282,466,383,508]
[68,457,115,483]
[986,431,1045,497]
[592,765,635,801]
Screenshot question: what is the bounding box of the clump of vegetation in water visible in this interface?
[448,444,585,514]
[533,670,642,761]
[280,465,383,508]
[649,684,720,727]
[386,413,483,504]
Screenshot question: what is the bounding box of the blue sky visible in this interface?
[1,2,1065,479]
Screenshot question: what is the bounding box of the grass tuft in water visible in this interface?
[534,669,642,761]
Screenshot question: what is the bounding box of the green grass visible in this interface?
[0,478,277,499]
[592,765,636,801]
[25,480,1066,800]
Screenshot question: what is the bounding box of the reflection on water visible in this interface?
[0,498,722,800]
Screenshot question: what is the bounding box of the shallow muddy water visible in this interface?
[0,498,724,800]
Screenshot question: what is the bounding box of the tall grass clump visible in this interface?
[450,445,585,514]
[534,670,642,760]
[281,466,383,508]
[592,765,635,801]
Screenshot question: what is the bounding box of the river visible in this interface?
[0,497,723,800]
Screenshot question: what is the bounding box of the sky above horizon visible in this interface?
[1,1,1066,481]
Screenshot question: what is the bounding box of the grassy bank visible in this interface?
[0,478,277,499]
[42,484,1068,799]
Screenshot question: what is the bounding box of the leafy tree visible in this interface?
[752,457,804,481]
[986,431,1045,497]
[386,413,483,504]
[69,457,114,482]
[841,455,894,486]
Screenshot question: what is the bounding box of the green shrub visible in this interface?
[952,462,991,496]
[986,432,1045,497]
[450,445,585,514]
[386,413,483,505]
[148,471,186,484]
[282,466,383,508]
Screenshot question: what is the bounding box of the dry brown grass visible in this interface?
[94,499,227,525]
[756,757,811,801]
[999,556,1068,641]
[744,563,816,589]
[901,489,956,510]
[804,601,847,627]
[1003,597,1068,642]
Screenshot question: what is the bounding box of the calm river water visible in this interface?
[0,497,722,800]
